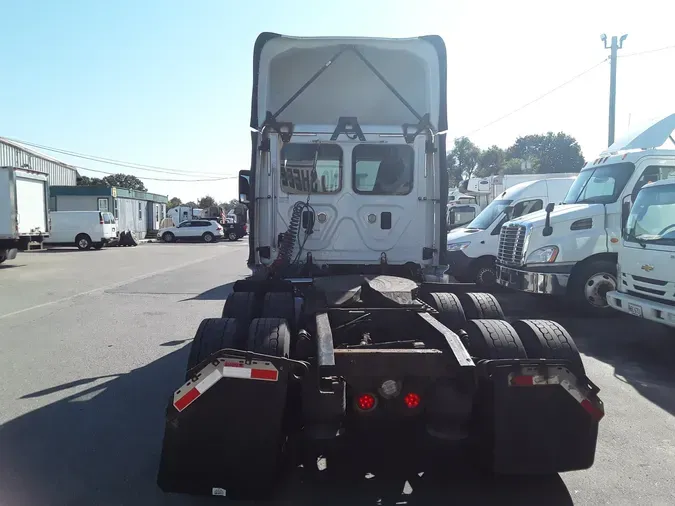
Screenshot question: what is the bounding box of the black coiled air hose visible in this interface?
[276,201,304,266]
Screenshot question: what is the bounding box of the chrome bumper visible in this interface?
[496,264,569,295]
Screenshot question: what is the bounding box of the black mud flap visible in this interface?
[157,354,291,499]
[487,361,603,475]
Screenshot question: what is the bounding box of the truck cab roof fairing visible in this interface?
[250,33,447,132]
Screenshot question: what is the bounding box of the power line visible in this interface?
[2,136,231,178]
[620,43,675,58]
[461,58,608,138]
[71,163,236,182]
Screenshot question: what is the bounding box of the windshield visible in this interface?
[626,184,675,246]
[563,162,634,204]
[466,199,513,230]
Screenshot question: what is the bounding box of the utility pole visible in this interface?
[601,33,628,146]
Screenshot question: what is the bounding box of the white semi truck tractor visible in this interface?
[495,113,675,315]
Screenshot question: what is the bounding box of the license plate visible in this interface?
[628,303,643,317]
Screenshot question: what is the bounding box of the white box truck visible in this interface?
[0,166,49,263]
[447,176,575,287]
[607,178,675,328]
[496,113,675,315]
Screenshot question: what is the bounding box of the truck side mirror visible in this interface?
[543,202,555,237]
[238,170,251,205]
[503,205,514,220]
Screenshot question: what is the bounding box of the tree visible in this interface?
[167,197,182,209]
[184,201,197,208]
[506,132,584,174]
[474,145,505,177]
[447,137,481,187]
[197,195,217,208]
[502,158,524,175]
[77,175,105,186]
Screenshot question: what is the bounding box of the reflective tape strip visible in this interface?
[508,367,604,422]
[173,357,279,412]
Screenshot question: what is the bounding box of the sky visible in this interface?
[1,0,674,202]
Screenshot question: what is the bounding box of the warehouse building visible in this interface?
[0,138,79,186]
[49,186,168,240]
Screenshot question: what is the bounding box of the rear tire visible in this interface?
[261,292,295,322]
[247,318,291,358]
[511,319,585,374]
[76,234,92,250]
[464,319,527,360]
[423,292,467,331]
[202,232,215,243]
[185,318,240,379]
[228,231,238,242]
[222,291,257,329]
[459,293,505,320]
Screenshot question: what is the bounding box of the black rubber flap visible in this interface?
[157,370,288,498]
[489,364,599,474]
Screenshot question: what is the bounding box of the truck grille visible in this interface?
[498,224,526,266]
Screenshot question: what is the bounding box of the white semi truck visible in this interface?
[495,113,675,315]
[156,32,603,501]
[607,178,675,328]
[0,166,50,263]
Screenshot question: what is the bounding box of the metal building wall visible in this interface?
[0,140,78,186]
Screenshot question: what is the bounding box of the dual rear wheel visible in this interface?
[423,291,583,371]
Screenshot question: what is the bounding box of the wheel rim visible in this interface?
[204,234,213,242]
[164,234,172,242]
[229,232,237,240]
[584,272,617,308]
[78,239,88,249]
[476,267,497,287]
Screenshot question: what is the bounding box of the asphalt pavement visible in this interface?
[0,242,674,506]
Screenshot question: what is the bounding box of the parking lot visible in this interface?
[1,242,674,506]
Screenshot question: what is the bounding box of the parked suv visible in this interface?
[158,220,224,243]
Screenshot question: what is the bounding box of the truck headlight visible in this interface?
[526,246,559,264]
[447,241,471,252]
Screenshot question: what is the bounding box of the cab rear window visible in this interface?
[352,144,414,195]
[280,144,342,194]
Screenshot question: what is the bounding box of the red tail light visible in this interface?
[356,393,376,411]
[403,392,421,409]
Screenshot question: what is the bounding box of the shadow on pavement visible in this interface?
[0,263,24,269]
[0,345,573,506]
[184,281,236,302]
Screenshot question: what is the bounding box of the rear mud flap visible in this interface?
[487,362,603,475]
[157,355,289,498]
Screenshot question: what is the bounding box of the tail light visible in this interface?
[216,225,222,230]
[403,392,421,409]
[356,393,377,411]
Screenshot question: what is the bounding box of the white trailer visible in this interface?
[0,166,50,263]
[607,178,675,328]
